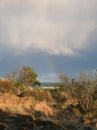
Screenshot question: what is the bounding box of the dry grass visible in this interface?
[0,92,56,117]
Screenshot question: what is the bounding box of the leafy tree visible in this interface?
[19,66,40,86]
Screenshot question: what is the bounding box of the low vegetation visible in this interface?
[0,67,97,130]
[0,80,18,94]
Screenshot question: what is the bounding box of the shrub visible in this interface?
[48,87,67,104]
[57,72,97,118]
[17,88,54,103]
[0,80,18,94]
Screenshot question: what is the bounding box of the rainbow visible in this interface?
[47,55,58,82]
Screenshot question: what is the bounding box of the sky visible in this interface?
[0,0,97,82]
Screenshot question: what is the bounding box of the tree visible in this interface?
[19,66,40,86]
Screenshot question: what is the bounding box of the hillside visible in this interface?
[0,78,97,130]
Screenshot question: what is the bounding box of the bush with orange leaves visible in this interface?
[0,80,18,94]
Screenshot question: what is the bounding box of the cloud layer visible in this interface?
[0,0,97,56]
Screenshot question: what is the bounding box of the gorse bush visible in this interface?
[0,80,18,94]
[18,88,54,102]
